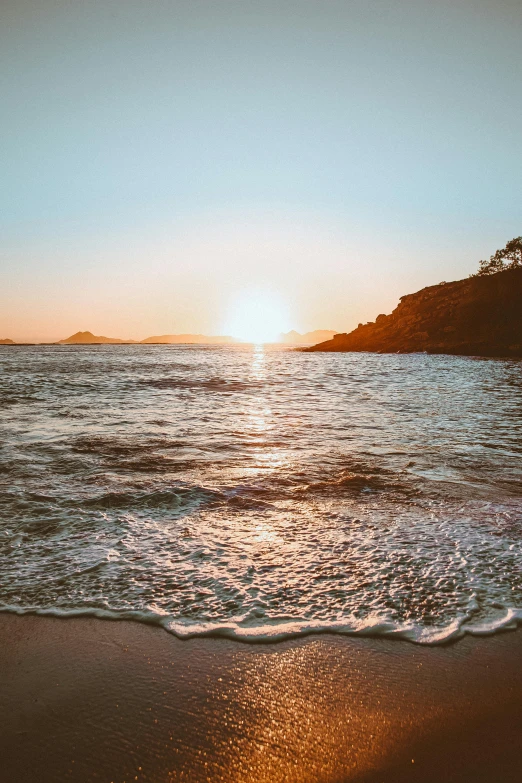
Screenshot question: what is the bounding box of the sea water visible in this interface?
[1,344,521,643]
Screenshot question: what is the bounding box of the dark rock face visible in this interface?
[307,268,522,357]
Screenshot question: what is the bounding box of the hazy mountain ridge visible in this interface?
[57,330,337,345]
[1,329,338,346]
[141,334,236,344]
[58,331,237,344]
[307,268,522,357]
[58,331,137,344]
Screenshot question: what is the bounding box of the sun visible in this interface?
[224,291,291,344]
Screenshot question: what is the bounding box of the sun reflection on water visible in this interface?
[250,344,266,379]
[242,345,288,475]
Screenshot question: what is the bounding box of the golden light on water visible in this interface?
[250,344,266,379]
[243,345,287,474]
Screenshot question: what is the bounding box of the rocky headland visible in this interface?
[307,268,522,357]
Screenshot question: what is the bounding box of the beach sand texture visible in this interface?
[1,615,522,782]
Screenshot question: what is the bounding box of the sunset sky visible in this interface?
[1,0,521,342]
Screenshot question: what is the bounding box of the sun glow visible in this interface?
[224,291,291,344]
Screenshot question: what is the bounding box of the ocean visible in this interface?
[1,344,521,644]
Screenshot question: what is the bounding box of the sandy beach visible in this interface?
[0,615,521,782]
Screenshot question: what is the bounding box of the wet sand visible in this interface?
[1,615,522,782]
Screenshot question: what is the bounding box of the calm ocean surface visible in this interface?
[1,344,521,643]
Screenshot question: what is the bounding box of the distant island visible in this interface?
[58,331,138,344]
[55,330,337,345]
[307,267,522,357]
[0,330,336,345]
[58,331,236,345]
[140,334,236,344]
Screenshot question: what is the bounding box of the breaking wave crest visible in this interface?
[2,604,522,646]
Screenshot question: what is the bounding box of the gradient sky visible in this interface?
[1,0,521,341]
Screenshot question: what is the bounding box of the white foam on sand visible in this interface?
[2,604,522,645]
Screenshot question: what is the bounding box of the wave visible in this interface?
[298,470,416,498]
[140,376,264,393]
[107,457,200,473]
[71,435,189,456]
[80,485,222,510]
[0,393,39,408]
[1,604,521,646]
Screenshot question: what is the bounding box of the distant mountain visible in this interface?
[58,330,237,345]
[0,338,15,344]
[306,267,522,357]
[280,330,337,345]
[140,334,236,344]
[57,329,338,347]
[58,331,137,344]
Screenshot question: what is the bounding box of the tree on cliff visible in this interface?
[476,236,522,275]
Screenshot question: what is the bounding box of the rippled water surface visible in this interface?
[1,344,521,643]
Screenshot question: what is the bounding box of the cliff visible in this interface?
[306,267,522,357]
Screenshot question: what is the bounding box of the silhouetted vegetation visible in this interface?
[476,237,522,276]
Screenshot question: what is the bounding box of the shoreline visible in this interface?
[1,615,522,782]
[2,605,522,645]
